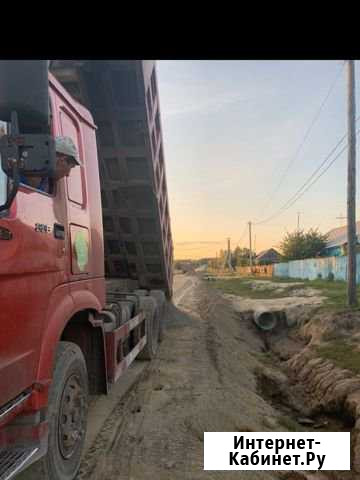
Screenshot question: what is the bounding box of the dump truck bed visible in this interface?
[51,60,173,297]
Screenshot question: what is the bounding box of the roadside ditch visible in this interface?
[210,276,360,479]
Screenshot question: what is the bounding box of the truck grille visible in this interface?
[0,447,38,480]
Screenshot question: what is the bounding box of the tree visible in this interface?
[233,246,256,267]
[280,228,328,261]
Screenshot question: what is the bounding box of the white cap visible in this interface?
[55,136,80,165]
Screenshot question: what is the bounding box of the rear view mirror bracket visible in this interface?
[1,112,56,178]
[0,111,56,212]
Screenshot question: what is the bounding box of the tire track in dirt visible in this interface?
[199,288,225,386]
[173,276,197,306]
[75,365,152,480]
[77,275,282,480]
[102,276,224,480]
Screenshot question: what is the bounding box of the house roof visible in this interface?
[256,248,280,260]
[325,221,360,249]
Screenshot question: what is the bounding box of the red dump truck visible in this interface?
[0,60,173,480]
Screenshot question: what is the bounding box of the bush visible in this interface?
[280,228,328,261]
[328,272,335,282]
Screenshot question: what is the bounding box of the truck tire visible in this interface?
[134,289,148,297]
[137,296,159,360]
[150,290,166,342]
[41,342,89,480]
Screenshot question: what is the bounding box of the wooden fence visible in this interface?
[235,265,274,277]
[207,264,275,277]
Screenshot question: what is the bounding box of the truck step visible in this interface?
[0,447,39,480]
[0,392,30,422]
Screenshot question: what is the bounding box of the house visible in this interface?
[255,248,282,265]
[322,221,360,257]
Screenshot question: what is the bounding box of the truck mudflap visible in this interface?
[105,311,146,384]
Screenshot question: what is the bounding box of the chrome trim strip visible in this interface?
[0,393,31,421]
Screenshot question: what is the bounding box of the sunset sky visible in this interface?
[156,60,360,260]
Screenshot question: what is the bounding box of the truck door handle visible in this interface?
[54,223,65,240]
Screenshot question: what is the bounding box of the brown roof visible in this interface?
[256,248,280,260]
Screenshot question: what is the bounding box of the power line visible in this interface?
[236,224,248,246]
[283,143,348,208]
[256,62,345,219]
[175,241,223,246]
[174,245,222,251]
[255,135,347,225]
[254,143,347,225]
[254,125,360,226]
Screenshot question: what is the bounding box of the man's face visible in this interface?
[55,154,77,180]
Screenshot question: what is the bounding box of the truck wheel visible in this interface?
[42,342,89,480]
[137,296,159,360]
[134,289,148,296]
[150,290,166,342]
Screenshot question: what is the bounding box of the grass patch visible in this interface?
[301,279,360,311]
[252,351,277,366]
[315,339,360,374]
[207,276,300,299]
[206,272,360,312]
[256,276,303,284]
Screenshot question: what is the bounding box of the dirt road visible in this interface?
[22,274,324,480]
[71,275,285,480]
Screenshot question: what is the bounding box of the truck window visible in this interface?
[0,121,7,205]
[0,165,6,205]
[20,177,54,195]
[59,109,84,206]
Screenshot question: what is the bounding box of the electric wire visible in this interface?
[236,224,248,247]
[256,62,345,220]
[254,125,360,226]
[254,134,347,225]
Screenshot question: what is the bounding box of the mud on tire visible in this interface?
[41,341,89,480]
[150,289,167,342]
[137,296,160,360]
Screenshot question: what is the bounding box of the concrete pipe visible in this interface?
[253,309,278,331]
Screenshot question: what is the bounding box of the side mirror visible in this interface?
[0,130,56,179]
[0,112,56,213]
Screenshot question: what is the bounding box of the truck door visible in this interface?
[58,107,91,281]
[0,151,68,406]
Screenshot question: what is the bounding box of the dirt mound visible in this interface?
[214,276,360,477]
[245,280,305,290]
[225,293,325,322]
[222,278,326,323]
[301,310,360,346]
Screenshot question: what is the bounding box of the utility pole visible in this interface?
[248,222,253,268]
[297,212,302,231]
[227,238,233,271]
[347,60,357,306]
[223,238,234,271]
